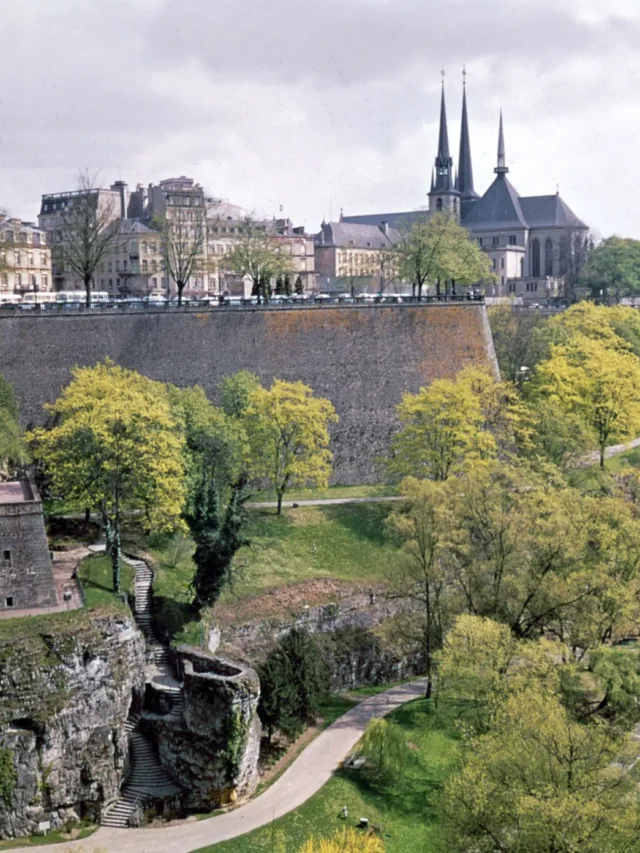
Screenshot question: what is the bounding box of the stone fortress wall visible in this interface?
[0,304,497,483]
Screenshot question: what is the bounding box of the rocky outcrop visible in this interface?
[215,589,425,691]
[150,647,261,812]
[0,611,146,839]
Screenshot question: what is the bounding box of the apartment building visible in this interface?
[0,217,51,294]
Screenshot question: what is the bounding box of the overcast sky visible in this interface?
[1,0,639,237]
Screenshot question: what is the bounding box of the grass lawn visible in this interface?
[0,827,97,850]
[194,697,464,853]
[145,503,401,645]
[77,554,134,611]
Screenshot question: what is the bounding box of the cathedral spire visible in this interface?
[432,72,455,193]
[457,67,475,195]
[495,109,508,174]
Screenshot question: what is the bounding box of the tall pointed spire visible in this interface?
[432,71,455,193]
[495,109,508,174]
[457,67,475,196]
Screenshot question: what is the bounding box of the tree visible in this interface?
[56,171,121,307]
[387,477,448,697]
[535,335,640,467]
[488,306,550,384]
[257,628,329,741]
[389,373,497,482]
[217,371,261,419]
[167,383,252,611]
[397,213,493,298]
[30,361,186,591]
[556,227,594,304]
[0,373,25,476]
[155,204,207,305]
[443,687,640,853]
[245,380,338,514]
[359,718,410,779]
[222,217,294,304]
[298,829,384,853]
[583,235,640,301]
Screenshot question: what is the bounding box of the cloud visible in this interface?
[0,0,639,237]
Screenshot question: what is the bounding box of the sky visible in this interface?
[1,0,640,237]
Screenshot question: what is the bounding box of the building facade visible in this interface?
[340,81,588,303]
[314,221,400,293]
[0,217,51,295]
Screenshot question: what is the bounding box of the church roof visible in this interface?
[315,221,400,249]
[461,173,528,230]
[519,195,587,229]
[341,211,428,230]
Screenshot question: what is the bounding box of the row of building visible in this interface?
[1,82,588,303]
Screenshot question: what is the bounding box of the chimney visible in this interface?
[112,180,127,218]
[380,221,389,236]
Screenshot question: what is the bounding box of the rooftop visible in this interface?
[0,481,34,505]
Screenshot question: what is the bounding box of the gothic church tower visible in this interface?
[428,78,460,216]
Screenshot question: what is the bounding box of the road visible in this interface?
[10,678,428,853]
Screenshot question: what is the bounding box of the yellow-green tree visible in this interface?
[359,717,410,779]
[535,335,640,467]
[387,477,447,696]
[298,828,384,853]
[245,380,338,514]
[0,373,26,475]
[443,687,640,853]
[30,361,186,591]
[390,373,497,481]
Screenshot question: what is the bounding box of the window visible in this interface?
[509,281,516,293]
[5,597,13,608]
[151,260,157,272]
[492,258,496,270]
[15,252,20,264]
[545,238,553,276]
[115,260,120,271]
[492,236,499,247]
[142,260,148,272]
[500,258,505,269]
[509,235,517,245]
[16,273,21,287]
[477,237,483,247]
[436,198,443,211]
[108,261,112,272]
[3,550,11,563]
[108,278,113,288]
[520,258,524,277]
[27,253,34,266]
[532,238,541,277]
[123,260,128,271]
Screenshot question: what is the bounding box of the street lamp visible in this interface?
[517,365,530,389]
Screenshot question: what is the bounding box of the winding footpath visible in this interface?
[12,678,428,853]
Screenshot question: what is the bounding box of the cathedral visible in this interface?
[342,79,588,301]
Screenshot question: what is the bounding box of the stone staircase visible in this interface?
[100,553,185,828]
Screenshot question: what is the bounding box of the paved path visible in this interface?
[582,436,640,466]
[247,495,402,509]
[12,678,428,853]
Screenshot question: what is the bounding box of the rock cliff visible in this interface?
[0,609,146,839]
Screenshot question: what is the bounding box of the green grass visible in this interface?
[606,447,640,474]
[0,827,96,849]
[251,484,399,503]
[77,554,134,611]
[225,504,400,600]
[195,698,464,853]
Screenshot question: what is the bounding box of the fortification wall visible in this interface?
[0,304,496,484]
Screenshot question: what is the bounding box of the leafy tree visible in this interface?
[359,717,410,779]
[443,687,640,853]
[222,217,293,304]
[257,628,329,741]
[56,171,121,307]
[167,383,252,610]
[387,477,448,697]
[246,380,338,514]
[488,306,550,383]
[217,371,261,419]
[524,398,592,471]
[0,373,25,475]
[583,235,640,301]
[535,335,640,467]
[389,373,497,481]
[397,213,492,298]
[298,828,384,853]
[29,361,186,591]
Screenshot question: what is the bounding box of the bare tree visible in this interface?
[56,171,121,307]
[155,204,207,306]
[222,216,294,303]
[557,228,595,304]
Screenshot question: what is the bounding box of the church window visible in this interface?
[520,258,524,277]
[500,258,505,269]
[477,238,483,247]
[532,239,541,277]
[545,239,553,276]
[509,235,517,245]
[492,259,496,270]
[453,199,458,213]
[492,236,499,247]
[436,198,443,211]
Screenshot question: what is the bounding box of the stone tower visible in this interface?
[456,72,480,220]
[428,77,461,217]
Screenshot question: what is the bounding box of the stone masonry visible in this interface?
[0,480,57,612]
[0,303,498,484]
